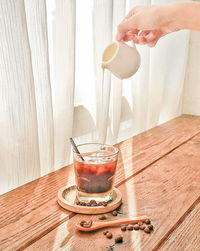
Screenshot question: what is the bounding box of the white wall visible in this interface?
[183,31,200,115]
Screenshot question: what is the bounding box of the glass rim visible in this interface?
[72,142,119,158]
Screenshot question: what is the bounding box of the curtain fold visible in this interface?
[0,0,190,194]
[46,0,76,169]
[147,30,190,128]
[24,0,54,175]
[0,0,40,194]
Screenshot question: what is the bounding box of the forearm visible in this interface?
[167,2,200,31]
[116,1,200,45]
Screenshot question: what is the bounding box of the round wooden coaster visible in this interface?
[57,184,122,214]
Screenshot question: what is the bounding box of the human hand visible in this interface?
[116,5,180,47]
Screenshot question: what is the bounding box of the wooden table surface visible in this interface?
[0,115,200,251]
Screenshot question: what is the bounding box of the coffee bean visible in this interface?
[91,203,97,207]
[133,224,139,230]
[127,225,134,231]
[112,211,118,216]
[144,227,151,233]
[145,219,151,225]
[148,225,154,230]
[107,245,114,251]
[91,201,97,206]
[99,215,107,220]
[90,200,97,204]
[102,202,108,207]
[121,226,127,231]
[76,201,80,205]
[139,225,146,230]
[115,235,123,243]
[98,202,103,206]
[80,220,86,226]
[103,230,109,235]
[106,232,113,239]
[80,202,86,206]
[86,202,91,207]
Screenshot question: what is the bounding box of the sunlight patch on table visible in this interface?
[123,180,142,251]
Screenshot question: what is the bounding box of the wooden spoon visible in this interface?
[76,215,149,232]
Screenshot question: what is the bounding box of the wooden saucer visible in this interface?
[57,185,122,214]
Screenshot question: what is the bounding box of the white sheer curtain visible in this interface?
[0,0,189,194]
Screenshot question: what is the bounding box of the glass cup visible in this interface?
[73,143,119,202]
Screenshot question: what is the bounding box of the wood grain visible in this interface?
[0,115,200,250]
[26,132,200,251]
[159,200,200,251]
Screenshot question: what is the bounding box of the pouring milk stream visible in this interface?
[100,42,141,144]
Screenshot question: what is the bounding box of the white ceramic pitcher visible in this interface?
[102,42,141,79]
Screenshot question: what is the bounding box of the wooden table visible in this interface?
[0,115,200,251]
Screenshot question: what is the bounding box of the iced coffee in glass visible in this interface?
[73,143,119,202]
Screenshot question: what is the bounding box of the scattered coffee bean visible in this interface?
[133,224,140,230]
[103,230,109,235]
[76,199,110,207]
[90,200,96,204]
[106,232,113,239]
[148,224,154,230]
[139,225,146,230]
[80,202,86,206]
[115,235,123,243]
[145,219,151,225]
[144,227,151,233]
[127,225,134,231]
[121,226,127,231]
[112,211,118,216]
[107,245,114,251]
[91,203,97,207]
[91,201,97,206]
[99,215,107,220]
[102,202,108,207]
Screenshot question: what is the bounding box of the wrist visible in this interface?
[160,3,184,32]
